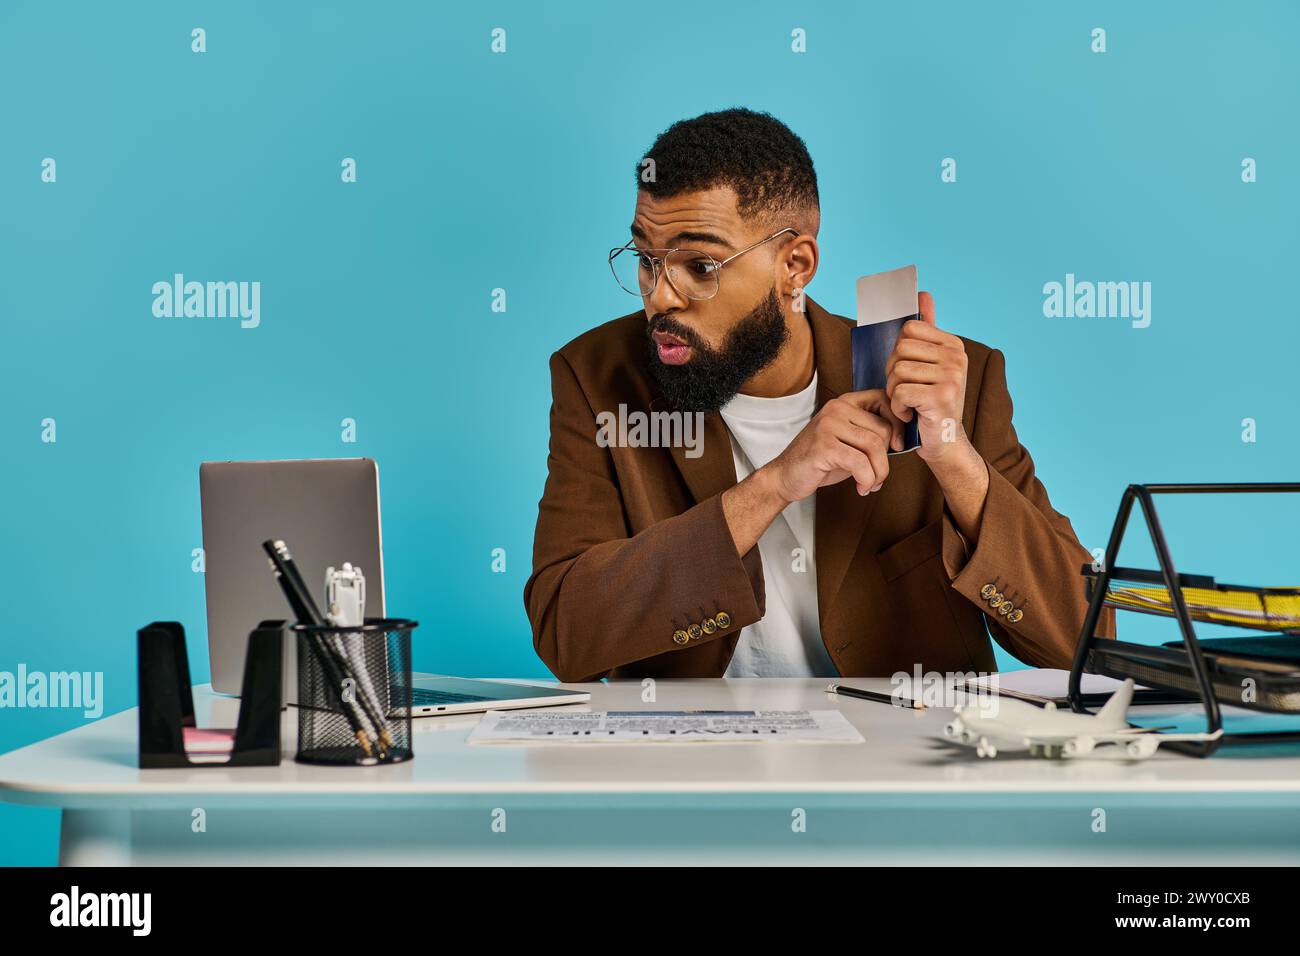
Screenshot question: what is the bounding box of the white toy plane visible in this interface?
[942,678,1223,759]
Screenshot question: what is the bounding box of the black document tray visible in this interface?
[1087,642,1300,714]
[1068,483,1300,756]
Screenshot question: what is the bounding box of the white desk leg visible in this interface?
[59,810,131,866]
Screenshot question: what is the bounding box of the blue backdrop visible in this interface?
[2,0,1297,864]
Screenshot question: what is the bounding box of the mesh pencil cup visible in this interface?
[294,618,416,766]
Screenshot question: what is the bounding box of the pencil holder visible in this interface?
[294,618,417,766]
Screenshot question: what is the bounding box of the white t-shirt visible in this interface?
[719,373,837,678]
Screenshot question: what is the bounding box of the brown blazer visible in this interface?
[524,298,1112,682]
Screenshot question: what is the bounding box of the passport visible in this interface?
[852,264,921,453]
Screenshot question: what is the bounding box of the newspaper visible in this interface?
[467,709,864,744]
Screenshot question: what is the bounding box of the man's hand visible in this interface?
[722,390,902,556]
[766,389,904,503]
[885,291,970,464]
[885,290,990,543]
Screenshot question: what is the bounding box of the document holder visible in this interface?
[137,619,284,768]
[1069,483,1300,757]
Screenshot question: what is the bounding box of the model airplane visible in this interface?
[942,678,1223,759]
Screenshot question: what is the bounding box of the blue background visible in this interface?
[2,0,1296,864]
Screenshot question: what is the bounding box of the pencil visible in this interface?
[827,682,925,710]
[263,540,381,757]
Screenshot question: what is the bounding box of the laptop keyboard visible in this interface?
[410,688,493,706]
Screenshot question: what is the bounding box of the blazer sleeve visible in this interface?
[939,347,1116,668]
[523,351,766,682]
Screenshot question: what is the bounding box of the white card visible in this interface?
[855,264,918,326]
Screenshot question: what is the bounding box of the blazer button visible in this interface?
[715,611,732,629]
[988,592,1004,608]
[687,623,703,640]
[701,617,718,635]
[997,602,1013,617]
[1008,609,1024,623]
[672,630,689,645]
[980,583,997,599]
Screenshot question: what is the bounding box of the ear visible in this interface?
[779,234,819,300]
[918,290,936,325]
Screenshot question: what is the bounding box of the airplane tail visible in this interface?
[1095,678,1135,726]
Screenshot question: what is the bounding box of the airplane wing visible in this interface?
[1020,727,1149,744]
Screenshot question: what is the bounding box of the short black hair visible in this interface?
[636,108,819,224]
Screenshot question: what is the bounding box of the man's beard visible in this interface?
[646,288,790,413]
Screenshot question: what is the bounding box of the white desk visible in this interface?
[3,679,1300,865]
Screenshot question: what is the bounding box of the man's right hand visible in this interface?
[722,389,903,557]
[765,389,904,503]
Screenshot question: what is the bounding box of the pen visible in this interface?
[263,540,383,757]
[325,565,387,741]
[827,682,925,710]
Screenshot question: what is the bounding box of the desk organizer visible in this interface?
[138,619,283,768]
[294,618,416,766]
[1068,483,1300,757]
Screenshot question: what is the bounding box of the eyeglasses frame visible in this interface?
[608,226,799,300]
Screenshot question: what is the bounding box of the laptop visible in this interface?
[200,458,590,715]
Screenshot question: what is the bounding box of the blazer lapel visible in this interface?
[656,399,738,505]
[808,299,878,617]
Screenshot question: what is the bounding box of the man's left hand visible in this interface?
[885,290,971,465]
[884,290,990,543]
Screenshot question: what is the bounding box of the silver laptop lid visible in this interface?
[200,458,385,698]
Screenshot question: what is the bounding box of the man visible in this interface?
[525,108,1111,682]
